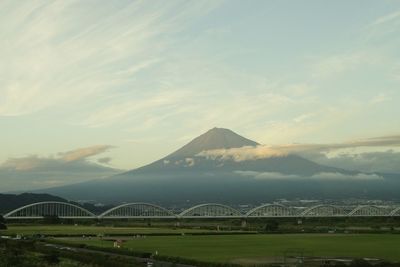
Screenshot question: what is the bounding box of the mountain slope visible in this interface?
[126,127,259,174]
[125,127,345,176]
[35,128,400,204]
[168,127,258,158]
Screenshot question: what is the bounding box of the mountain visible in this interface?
[168,127,259,158]
[126,127,344,176]
[35,128,400,204]
[129,127,260,174]
[0,193,67,215]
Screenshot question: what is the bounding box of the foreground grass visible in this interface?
[63,234,400,263]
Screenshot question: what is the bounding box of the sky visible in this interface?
[1,0,400,191]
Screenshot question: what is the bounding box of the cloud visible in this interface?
[235,170,383,181]
[311,51,381,79]
[196,134,400,174]
[370,93,390,104]
[80,90,193,128]
[1,156,54,172]
[369,10,400,27]
[311,172,383,181]
[341,135,400,148]
[59,145,114,162]
[204,134,400,159]
[197,146,287,162]
[97,157,112,165]
[235,171,299,180]
[293,113,315,123]
[305,150,400,174]
[1,145,115,171]
[0,145,119,191]
[0,1,223,118]
[366,10,400,41]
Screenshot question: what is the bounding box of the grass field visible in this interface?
[3,225,400,264]
[62,234,400,263]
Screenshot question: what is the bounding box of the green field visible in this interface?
[63,234,400,263]
[2,225,220,236]
[3,225,400,264]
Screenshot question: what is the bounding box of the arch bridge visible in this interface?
[179,203,242,218]
[99,203,176,219]
[4,201,95,219]
[3,202,400,219]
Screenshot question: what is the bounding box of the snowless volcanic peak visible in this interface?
[168,127,259,158]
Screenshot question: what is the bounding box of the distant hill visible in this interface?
[0,193,67,215]
[0,193,113,215]
[36,128,400,204]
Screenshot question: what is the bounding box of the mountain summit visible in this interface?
[168,127,259,158]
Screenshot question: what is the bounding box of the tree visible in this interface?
[42,251,60,265]
[264,219,279,232]
[350,259,372,267]
[43,215,61,224]
[0,215,6,230]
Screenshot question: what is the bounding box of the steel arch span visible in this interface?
[348,205,390,217]
[246,204,297,217]
[180,203,242,218]
[4,201,96,219]
[301,205,349,217]
[99,203,176,219]
[389,207,400,216]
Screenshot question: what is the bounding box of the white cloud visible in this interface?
[0,1,223,118]
[365,9,400,42]
[311,172,383,181]
[196,135,400,162]
[197,146,287,162]
[311,51,381,79]
[370,10,400,27]
[1,145,115,171]
[235,170,383,181]
[304,150,400,174]
[79,90,193,128]
[0,145,119,191]
[370,93,390,104]
[97,157,112,165]
[391,63,400,82]
[235,170,299,180]
[293,113,315,123]
[59,145,114,162]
